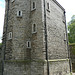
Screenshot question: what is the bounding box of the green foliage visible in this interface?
[69,43,75,55]
[0,43,2,46]
[70,72,72,75]
[68,15,75,43]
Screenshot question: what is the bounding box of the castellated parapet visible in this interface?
[2,0,70,75]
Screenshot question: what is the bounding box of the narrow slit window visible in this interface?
[10,33,12,38]
[33,2,35,9]
[27,41,31,48]
[17,11,22,17]
[8,32,12,40]
[64,32,66,41]
[62,16,66,23]
[31,1,36,11]
[19,11,21,16]
[47,3,49,10]
[33,24,36,32]
[32,24,37,33]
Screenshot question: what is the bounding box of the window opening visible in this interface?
[33,2,35,9]
[47,3,49,10]
[27,41,31,48]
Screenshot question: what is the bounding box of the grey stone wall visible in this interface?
[0,44,2,75]
[3,60,44,75]
[3,61,31,75]
[2,0,70,75]
[46,0,68,59]
[44,60,70,75]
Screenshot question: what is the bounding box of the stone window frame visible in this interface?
[64,32,66,41]
[32,24,37,34]
[46,2,50,12]
[17,11,22,17]
[8,32,12,40]
[11,0,15,3]
[31,1,36,11]
[27,41,31,48]
[47,3,49,10]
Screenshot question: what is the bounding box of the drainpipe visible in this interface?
[2,0,10,75]
[64,11,72,73]
[43,0,50,75]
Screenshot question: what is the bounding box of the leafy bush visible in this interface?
[69,43,75,55]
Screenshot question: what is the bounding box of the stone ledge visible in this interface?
[45,59,69,62]
[4,59,45,63]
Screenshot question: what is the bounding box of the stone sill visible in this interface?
[45,59,69,62]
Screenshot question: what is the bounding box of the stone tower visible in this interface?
[2,0,70,75]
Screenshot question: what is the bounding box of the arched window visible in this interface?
[8,32,12,40]
[27,41,31,48]
[32,24,37,33]
[31,2,36,11]
[33,2,35,9]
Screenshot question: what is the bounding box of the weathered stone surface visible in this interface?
[2,0,70,75]
[0,45,2,75]
[44,60,70,75]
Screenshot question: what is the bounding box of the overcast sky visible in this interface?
[0,0,75,43]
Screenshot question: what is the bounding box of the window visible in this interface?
[27,41,31,48]
[64,32,66,41]
[11,0,15,3]
[32,24,37,33]
[17,11,22,17]
[62,16,66,23]
[31,2,36,11]
[33,2,35,9]
[46,2,50,12]
[47,3,49,10]
[8,32,12,40]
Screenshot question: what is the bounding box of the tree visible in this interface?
[68,15,75,43]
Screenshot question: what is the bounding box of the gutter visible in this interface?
[43,0,50,75]
[64,11,72,73]
[2,0,10,75]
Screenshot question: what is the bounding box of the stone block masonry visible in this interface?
[0,44,2,75]
[2,0,70,75]
[3,60,44,75]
